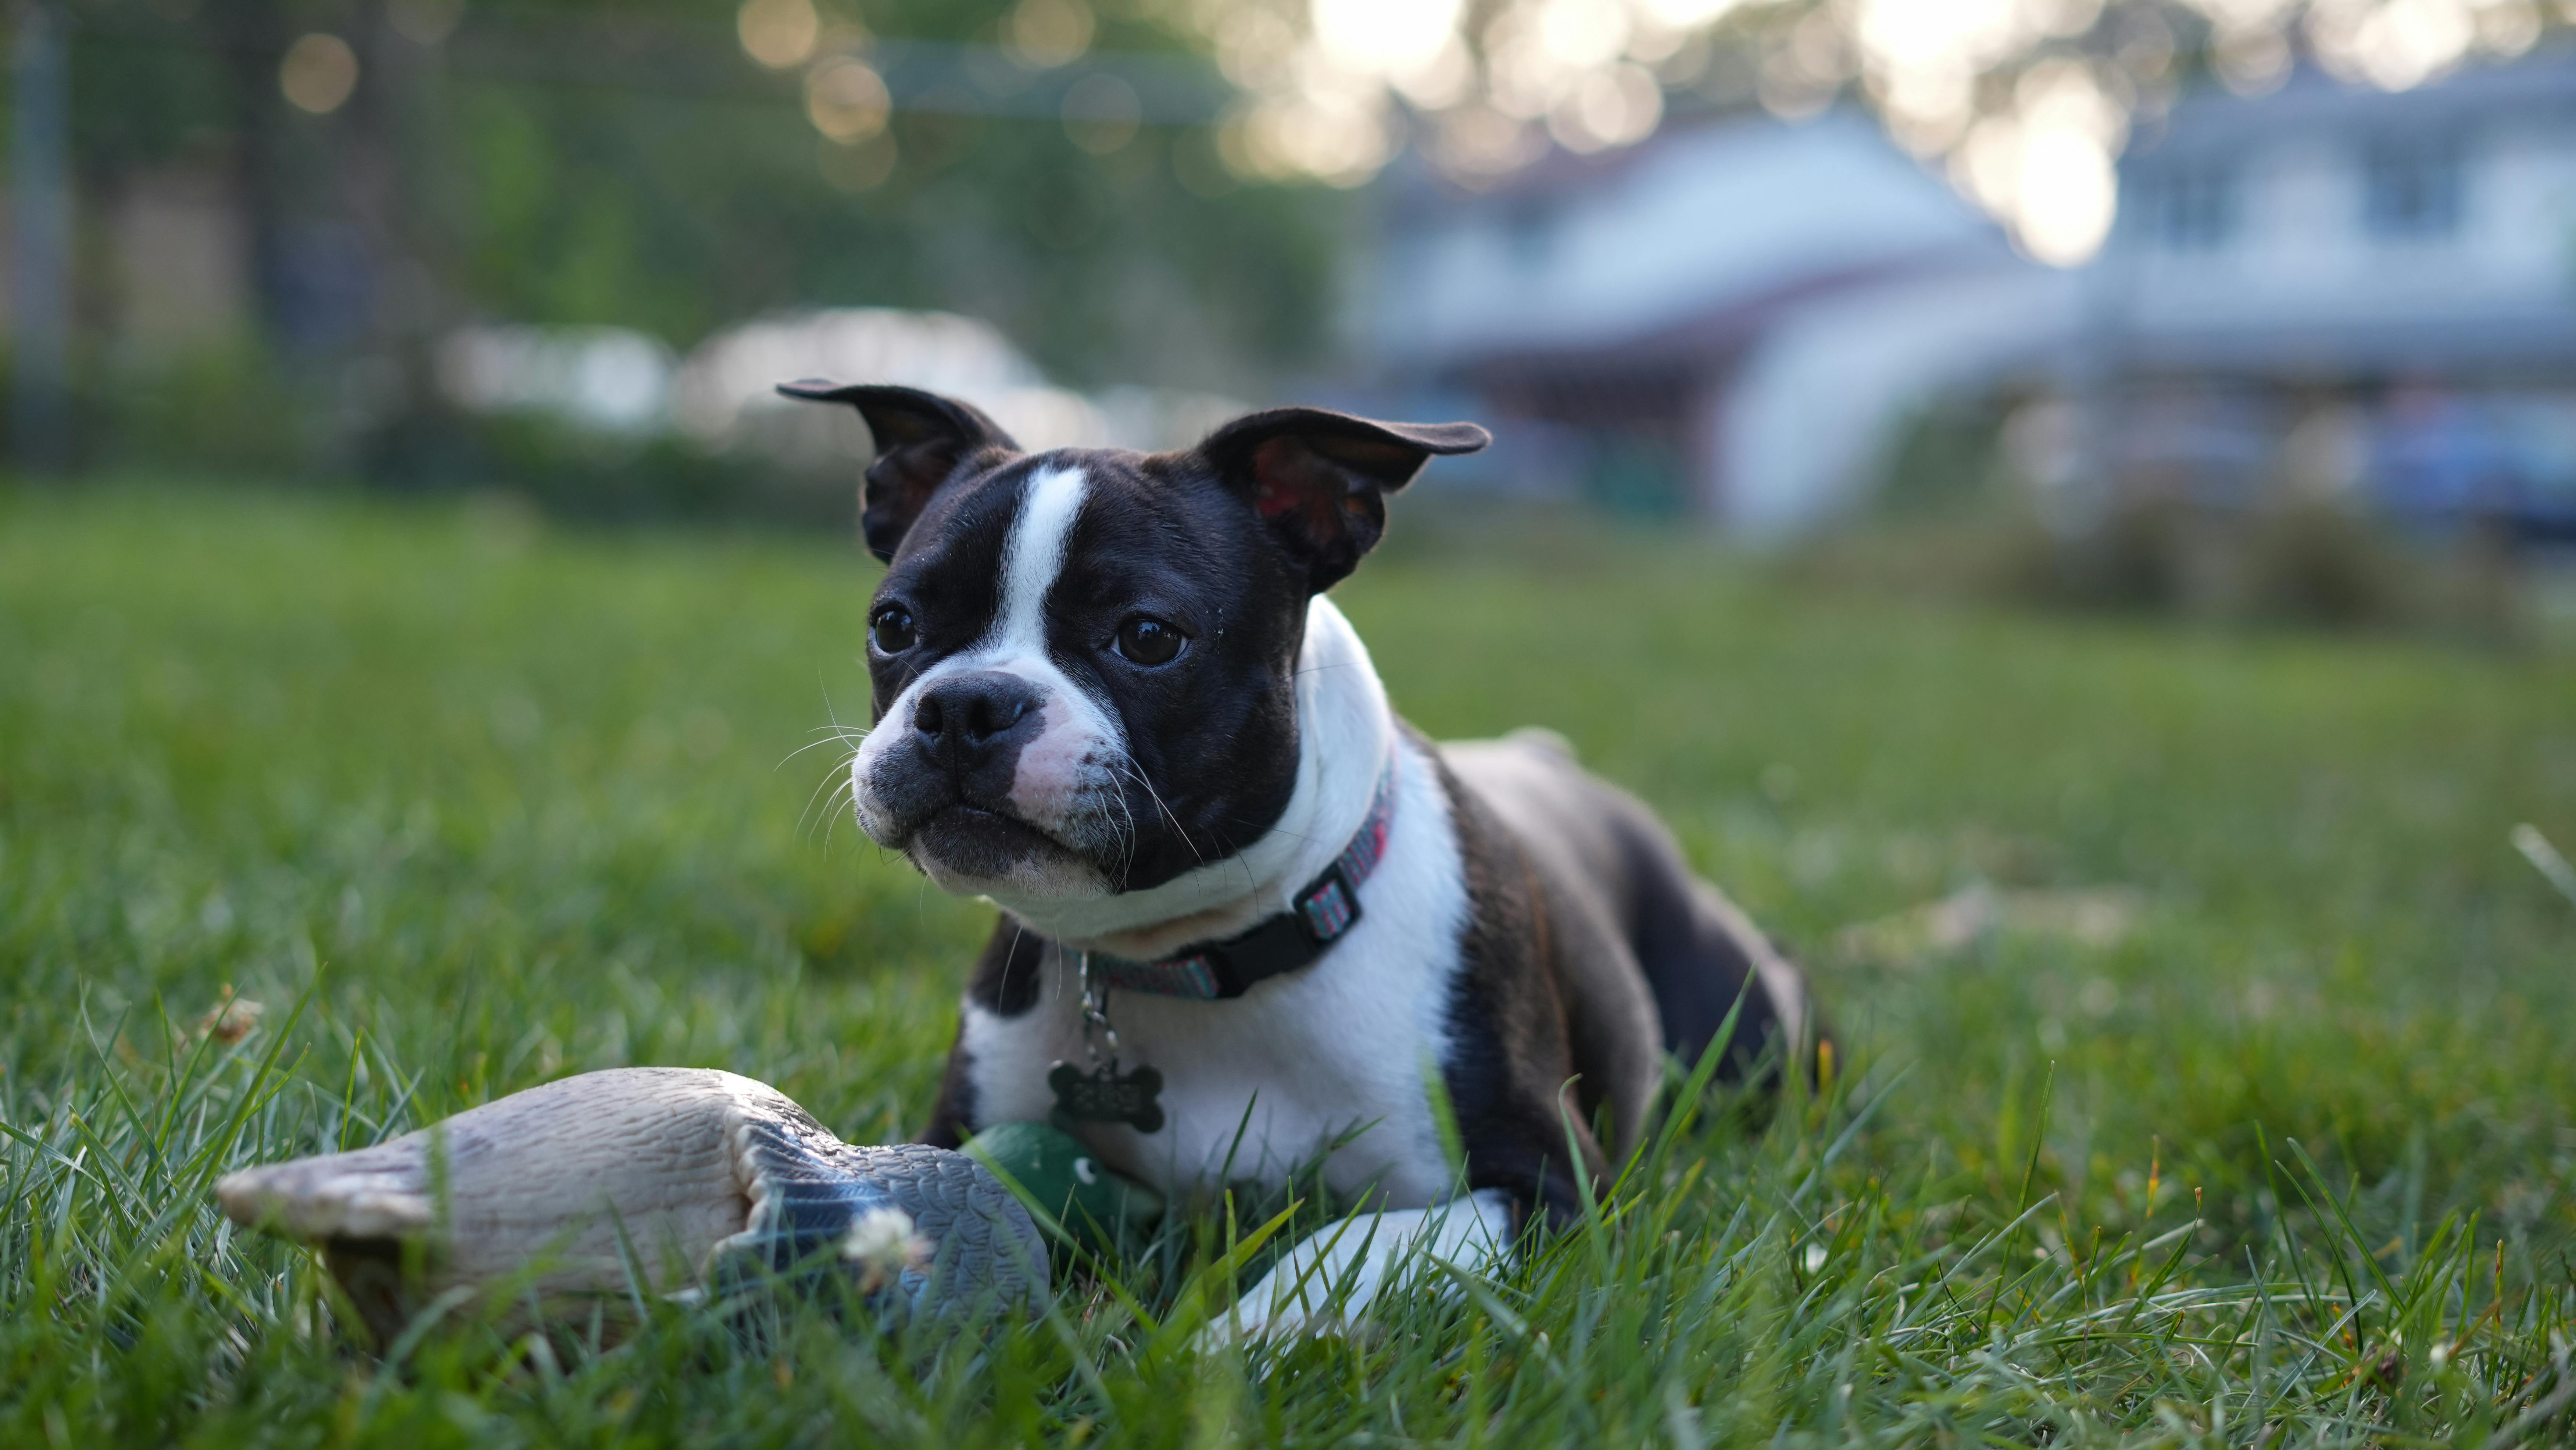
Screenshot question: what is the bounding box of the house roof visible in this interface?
[1368,107,2026,372]
[2100,46,2576,379]
[2130,43,2576,164]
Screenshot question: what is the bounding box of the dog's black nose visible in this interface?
[911,671,1044,771]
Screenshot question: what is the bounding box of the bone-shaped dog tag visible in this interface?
[1048,1061,1165,1134]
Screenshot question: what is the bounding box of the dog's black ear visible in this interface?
[777,381,1021,562]
[1198,408,1489,592]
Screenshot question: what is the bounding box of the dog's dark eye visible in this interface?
[871,605,917,654]
[1114,616,1184,667]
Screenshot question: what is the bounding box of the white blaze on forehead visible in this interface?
[989,464,1088,655]
[847,459,1124,885]
[977,463,1108,839]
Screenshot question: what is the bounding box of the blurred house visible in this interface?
[1368,48,2576,541]
[2089,49,2576,535]
[1362,108,2075,536]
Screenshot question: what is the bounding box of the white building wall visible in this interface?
[2480,123,2576,282]
[1717,265,2076,538]
[1374,110,2001,367]
[2119,99,2576,348]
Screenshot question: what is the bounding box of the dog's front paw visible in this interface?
[1194,1265,1355,1351]
[1193,1191,1515,1353]
[1192,1307,1324,1352]
[1194,1232,1385,1351]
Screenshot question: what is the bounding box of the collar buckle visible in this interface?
[1293,859,1363,947]
[1090,753,1400,1001]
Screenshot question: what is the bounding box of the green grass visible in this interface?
[5,481,2575,1447]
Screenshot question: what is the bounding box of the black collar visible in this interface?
[1086,758,1398,1000]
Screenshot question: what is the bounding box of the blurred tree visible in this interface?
[27,0,2566,494]
[35,0,1343,481]
[1205,0,2569,265]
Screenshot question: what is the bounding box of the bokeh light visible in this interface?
[804,57,891,143]
[386,0,465,47]
[819,133,899,193]
[1177,0,2541,267]
[1005,0,1097,69]
[737,0,820,70]
[1312,0,1463,75]
[1063,73,1144,154]
[278,33,359,116]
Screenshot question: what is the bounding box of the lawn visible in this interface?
[4,482,2574,1447]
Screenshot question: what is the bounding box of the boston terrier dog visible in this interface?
[783,381,1823,1336]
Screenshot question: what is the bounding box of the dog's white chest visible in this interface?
[958,742,1470,1208]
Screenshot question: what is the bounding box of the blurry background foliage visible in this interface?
[3,0,2573,557]
[15,0,1346,513]
[1796,396,2541,638]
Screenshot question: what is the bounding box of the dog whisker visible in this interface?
[826,773,862,851]
[1088,764,1142,885]
[1206,820,1258,894]
[802,773,853,849]
[785,682,870,772]
[777,730,867,769]
[794,765,843,842]
[795,683,872,850]
[794,740,859,829]
[1112,753,1203,866]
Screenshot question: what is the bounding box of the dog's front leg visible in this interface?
[1201,1188,1517,1345]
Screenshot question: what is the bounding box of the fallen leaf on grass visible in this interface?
[193,996,265,1045]
[1835,882,2144,965]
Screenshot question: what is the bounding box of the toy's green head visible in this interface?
[963,1121,1165,1258]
